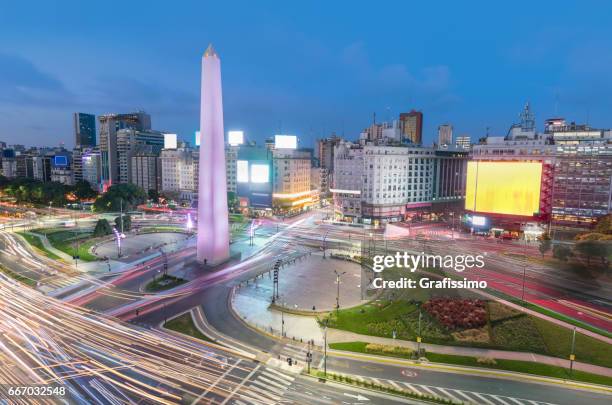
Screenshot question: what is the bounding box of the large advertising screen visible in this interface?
[465,161,542,216]
[250,164,270,183]
[274,135,297,149]
[237,160,249,183]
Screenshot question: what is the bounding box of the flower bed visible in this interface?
[423,298,487,330]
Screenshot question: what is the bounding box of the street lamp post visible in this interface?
[323,230,330,258]
[281,310,285,338]
[112,227,122,258]
[334,270,346,316]
[521,237,528,302]
[323,320,328,377]
[417,309,422,356]
[569,327,576,377]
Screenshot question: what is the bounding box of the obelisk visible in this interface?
[197,44,230,265]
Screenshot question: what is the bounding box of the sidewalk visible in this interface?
[326,328,612,377]
[231,285,612,378]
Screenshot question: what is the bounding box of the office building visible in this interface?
[399,110,423,144]
[160,148,198,198]
[272,148,318,214]
[438,124,453,147]
[455,136,471,150]
[82,149,102,190]
[73,113,96,147]
[116,128,164,185]
[98,111,151,188]
[131,150,161,193]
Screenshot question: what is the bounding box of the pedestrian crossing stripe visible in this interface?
[247,384,280,401]
[263,367,295,382]
[251,380,285,396]
[256,375,290,390]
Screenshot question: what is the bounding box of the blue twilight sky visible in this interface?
[1,0,612,148]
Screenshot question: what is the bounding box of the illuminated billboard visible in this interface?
[250,164,270,183]
[275,135,297,149]
[53,155,68,167]
[164,133,177,149]
[237,160,249,183]
[465,161,542,216]
[228,130,244,146]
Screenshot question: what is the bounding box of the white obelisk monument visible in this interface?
[197,44,230,265]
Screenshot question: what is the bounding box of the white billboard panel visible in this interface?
[250,164,270,183]
[228,130,244,146]
[164,133,177,149]
[274,134,297,149]
[237,160,249,183]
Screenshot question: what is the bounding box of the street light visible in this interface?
[334,269,346,316]
[112,227,122,258]
[323,319,328,377]
[323,230,330,258]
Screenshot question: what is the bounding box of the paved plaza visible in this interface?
[93,232,191,261]
[233,252,365,344]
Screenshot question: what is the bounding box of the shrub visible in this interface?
[423,298,487,330]
[477,357,497,365]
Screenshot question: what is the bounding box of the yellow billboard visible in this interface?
[465,161,542,216]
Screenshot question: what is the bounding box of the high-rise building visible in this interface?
[455,136,471,150]
[50,153,73,185]
[1,149,17,178]
[399,110,423,144]
[161,148,198,195]
[272,148,317,214]
[131,150,161,194]
[73,113,96,147]
[32,155,52,182]
[82,149,101,190]
[98,111,151,188]
[226,145,238,193]
[438,124,453,146]
[197,44,230,265]
[116,128,164,184]
[332,140,467,224]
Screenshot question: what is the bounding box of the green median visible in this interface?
[329,341,612,387]
[164,312,214,343]
[0,265,37,287]
[16,232,62,260]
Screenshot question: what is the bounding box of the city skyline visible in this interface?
[2,1,612,148]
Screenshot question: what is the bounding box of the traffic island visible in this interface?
[145,274,187,292]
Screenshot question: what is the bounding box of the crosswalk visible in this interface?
[348,375,557,405]
[232,366,296,404]
[279,342,309,368]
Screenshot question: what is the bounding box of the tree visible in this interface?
[227,191,237,211]
[553,245,573,262]
[594,214,612,235]
[148,189,160,203]
[93,183,147,212]
[73,180,98,201]
[538,233,552,258]
[115,215,132,232]
[93,218,113,237]
[575,240,610,266]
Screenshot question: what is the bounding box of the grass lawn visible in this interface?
[0,265,37,287]
[16,232,62,260]
[329,341,612,387]
[145,274,187,292]
[35,229,98,262]
[164,312,214,343]
[325,295,612,368]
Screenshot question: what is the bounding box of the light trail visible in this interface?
[0,274,282,404]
